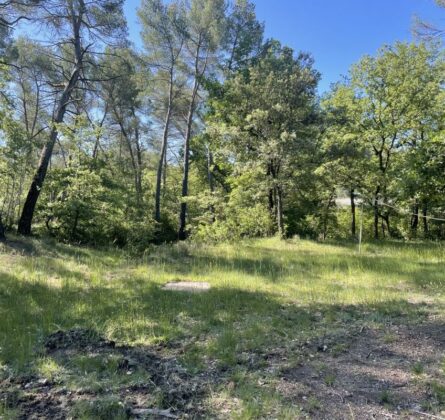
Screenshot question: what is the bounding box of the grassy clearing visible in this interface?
[0,236,445,418]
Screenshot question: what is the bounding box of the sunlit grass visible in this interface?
[1,236,444,366]
[0,235,444,417]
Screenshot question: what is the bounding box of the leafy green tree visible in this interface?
[323,43,444,239]
[206,40,320,237]
[225,0,264,72]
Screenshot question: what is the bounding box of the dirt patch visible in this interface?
[272,319,445,419]
[2,317,445,419]
[0,329,217,419]
[162,281,211,292]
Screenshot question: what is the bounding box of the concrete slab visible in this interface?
[162,281,211,292]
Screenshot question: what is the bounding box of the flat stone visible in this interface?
[162,281,211,292]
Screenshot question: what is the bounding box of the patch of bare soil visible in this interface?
[0,329,218,419]
[2,316,445,419]
[273,317,445,419]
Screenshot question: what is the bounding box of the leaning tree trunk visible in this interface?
[17,13,83,235]
[17,83,78,235]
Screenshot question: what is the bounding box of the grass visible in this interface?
[0,236,445,418]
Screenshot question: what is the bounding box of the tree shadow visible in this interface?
[2,263,445,417]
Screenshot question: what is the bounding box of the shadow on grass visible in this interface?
[149,245,445,295]
[2,262,445,418]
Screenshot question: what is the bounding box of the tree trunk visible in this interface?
[207,147,215,222]
[422,205,429,235]
[381,213,390,238]
[115,113,143,207]
[411,201,419,236]
[17,10,83,235]
[18,97,73,234]
[374,188,380,240]
[178,101,194,240]
[178,41,204,241]
[350,188,356,238]
[0,215,6,242]
[133,113,143,207]
[155,72,173,223]
[276,186,284,238]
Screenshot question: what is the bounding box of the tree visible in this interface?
[414,0,445,40]
[323,43,444,239]
[17,0,126,235]
[99,49,146,208]
[178,0,226,240]
[321,84,370,238]
[225,0,264,72]
[206,40,320,237]
[138,0,186,224]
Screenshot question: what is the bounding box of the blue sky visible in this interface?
[124,0,443,92]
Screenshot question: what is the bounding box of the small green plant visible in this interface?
[412,361,424,375]
[430,381,445,406]
[306,396,321,412]
[35,357,64,381]
[331,343,348,357]
[383,333,397,344]
[379,390,392,405]
[70,354,120,375]
[324,373,336,386]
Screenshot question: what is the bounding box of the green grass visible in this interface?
[0,236,445,417]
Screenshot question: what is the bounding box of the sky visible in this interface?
[123,0,442,93]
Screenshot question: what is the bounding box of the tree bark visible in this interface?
[17,5,83,235]
[350,188,356,238]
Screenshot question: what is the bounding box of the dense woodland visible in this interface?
[0,0,444,250]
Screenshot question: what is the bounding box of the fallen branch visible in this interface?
[412,410,445,420]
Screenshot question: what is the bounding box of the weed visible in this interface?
[324,373,336,386]
[412,361,424,375]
